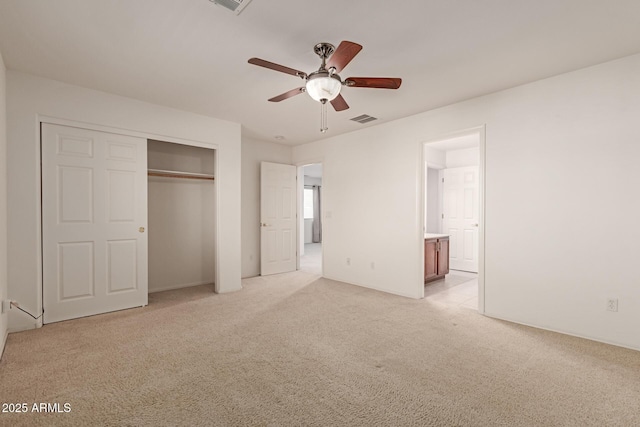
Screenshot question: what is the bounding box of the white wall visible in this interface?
[148,140,215,292]
[303,175,322,244]
[293,126,422,299]
[424,146,446,167]
[426,168,439,233]
[241,136,291,278]
[6,71,242,332]
[293,53,640,350]
[0,51,8,355]
[304,176,322,186]
[446,147,479,168]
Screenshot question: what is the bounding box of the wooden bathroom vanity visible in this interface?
[424,234,449,283]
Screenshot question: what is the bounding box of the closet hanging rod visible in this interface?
[147,168,215,181]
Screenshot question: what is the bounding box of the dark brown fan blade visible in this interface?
[268,87,306,102]
[345,77,402,89]
[326,41,363,73]
[248,58,307,78]
[330,94,349,111]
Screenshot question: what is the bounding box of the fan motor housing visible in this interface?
[314,43,335,59]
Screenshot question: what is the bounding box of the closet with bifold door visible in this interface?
[147,140,216,293]
[41,125,217,324]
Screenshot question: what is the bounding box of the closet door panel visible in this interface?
[107,170,136,222]
[42,123,148,323]
[107,239,138,293]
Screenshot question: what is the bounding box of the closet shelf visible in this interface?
[147,168,215,181]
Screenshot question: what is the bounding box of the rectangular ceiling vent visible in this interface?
[209,0,254,15]
[350,114,378,124]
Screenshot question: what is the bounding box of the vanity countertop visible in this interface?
[424,233,449,239]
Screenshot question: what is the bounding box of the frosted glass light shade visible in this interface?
[305,74,342,102]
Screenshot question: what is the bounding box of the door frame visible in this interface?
[37,115,221,326]
[296,160,324,274]
[420,126,486,313]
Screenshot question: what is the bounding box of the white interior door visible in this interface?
[260,161,296,276]
[443,166,479,272]
[42,124,148,323]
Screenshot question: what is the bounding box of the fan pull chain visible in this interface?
[320,100,328,133]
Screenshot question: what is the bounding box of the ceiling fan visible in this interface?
[248,41,402,132]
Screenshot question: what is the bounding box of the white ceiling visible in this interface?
[1,0,640,146]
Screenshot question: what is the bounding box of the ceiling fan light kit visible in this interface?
[305,71,342,102]
[249,40,402,132]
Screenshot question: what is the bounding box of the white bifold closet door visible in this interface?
[42,124,148,323]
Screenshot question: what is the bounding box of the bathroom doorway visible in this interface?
[298,163,323,275]
[422,128,485,312]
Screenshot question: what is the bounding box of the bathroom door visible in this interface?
[442,166,479,272]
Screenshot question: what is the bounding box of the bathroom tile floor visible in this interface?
[424,270,478,310]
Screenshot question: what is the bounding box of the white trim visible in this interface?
[148,281,215,294]
[323,274,422,300]
[419,125,486,314]
[0,330,7,360]
[483,311,640,352]
[426,161,445,170]
[421,126,485,146]
[296,166,304,265]
[477,127,486,314]
[437,169,444,233]
[37,115,219,150]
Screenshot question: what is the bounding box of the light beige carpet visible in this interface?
[1,271,639,426]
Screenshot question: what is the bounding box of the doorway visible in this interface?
[422,128,485,312]
[298,163,323,275]
[147,140,216,294]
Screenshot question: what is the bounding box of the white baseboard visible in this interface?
[483,310,640,353]
[322,274,422,299]
[0,330,7,360]
[148,281,215,294]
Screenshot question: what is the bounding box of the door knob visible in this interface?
[471,223,478,227]
[139,227,145,233]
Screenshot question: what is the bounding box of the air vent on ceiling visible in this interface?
[209,0,254,15]
[350,114,378,124]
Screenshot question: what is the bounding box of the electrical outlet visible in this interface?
[606,298,618,312]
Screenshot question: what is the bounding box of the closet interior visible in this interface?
[147,140,216,293]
